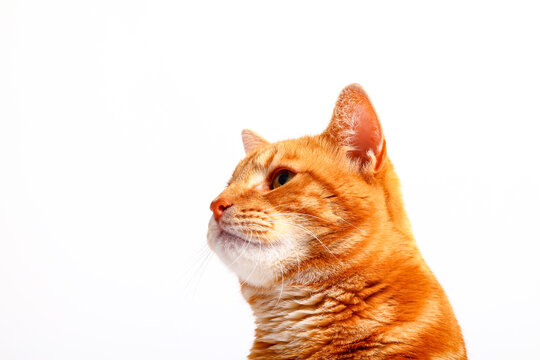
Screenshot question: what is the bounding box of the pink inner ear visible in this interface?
[334,85,385,170]
[348,96,384,164]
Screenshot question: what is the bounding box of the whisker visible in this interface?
[266,239,285,307]
[264,227,301,277]
[260,203,301,213]
[229,226,253,266]
[229,207,351,290]
[184,247,214,295]
[240,234,263,286]
[243,216,339,261]
[277,211,362,232]
[248,215,339,260]
[289,222,340,261]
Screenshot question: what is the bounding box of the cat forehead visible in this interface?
[250,144,280,168]
[231,145,279,182]
[230,140,304,183]
[230,136,335,184]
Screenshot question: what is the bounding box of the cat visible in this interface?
[207,84,467,359]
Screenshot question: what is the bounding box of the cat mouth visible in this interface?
[217,230,256,246]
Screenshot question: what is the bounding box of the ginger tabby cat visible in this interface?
[207,84,466,359]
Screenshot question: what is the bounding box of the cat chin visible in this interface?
[207,216,299,288]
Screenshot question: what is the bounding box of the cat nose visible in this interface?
[210,197,233,221]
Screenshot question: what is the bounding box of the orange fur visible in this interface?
[207,84,466,359]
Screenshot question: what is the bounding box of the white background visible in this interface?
[1,1,539,359]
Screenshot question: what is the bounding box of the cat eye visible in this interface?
[270,169,295,190]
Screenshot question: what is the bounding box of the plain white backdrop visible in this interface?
[1,1,539,359]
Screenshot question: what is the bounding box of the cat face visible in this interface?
[207,84,388,287]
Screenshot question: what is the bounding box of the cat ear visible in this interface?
[241,129,269,154]
[324,84,386,172]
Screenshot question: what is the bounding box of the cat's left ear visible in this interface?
[323,84,386,172]
[241,129,269,154]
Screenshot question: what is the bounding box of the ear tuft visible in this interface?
[241,129,269,154]
[324,84,386,172]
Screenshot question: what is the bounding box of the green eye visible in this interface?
[271,169,295,189]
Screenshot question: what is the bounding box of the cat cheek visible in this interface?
[255,183,270,191]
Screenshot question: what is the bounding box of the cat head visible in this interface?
[207,84,400,288]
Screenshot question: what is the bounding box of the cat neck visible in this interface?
[375,159,414,240]
[241,273,390,360]
[240,241,430,360]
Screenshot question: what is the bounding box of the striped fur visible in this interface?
[207,84,466,359]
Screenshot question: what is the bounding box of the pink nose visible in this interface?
[210,197,232,221]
